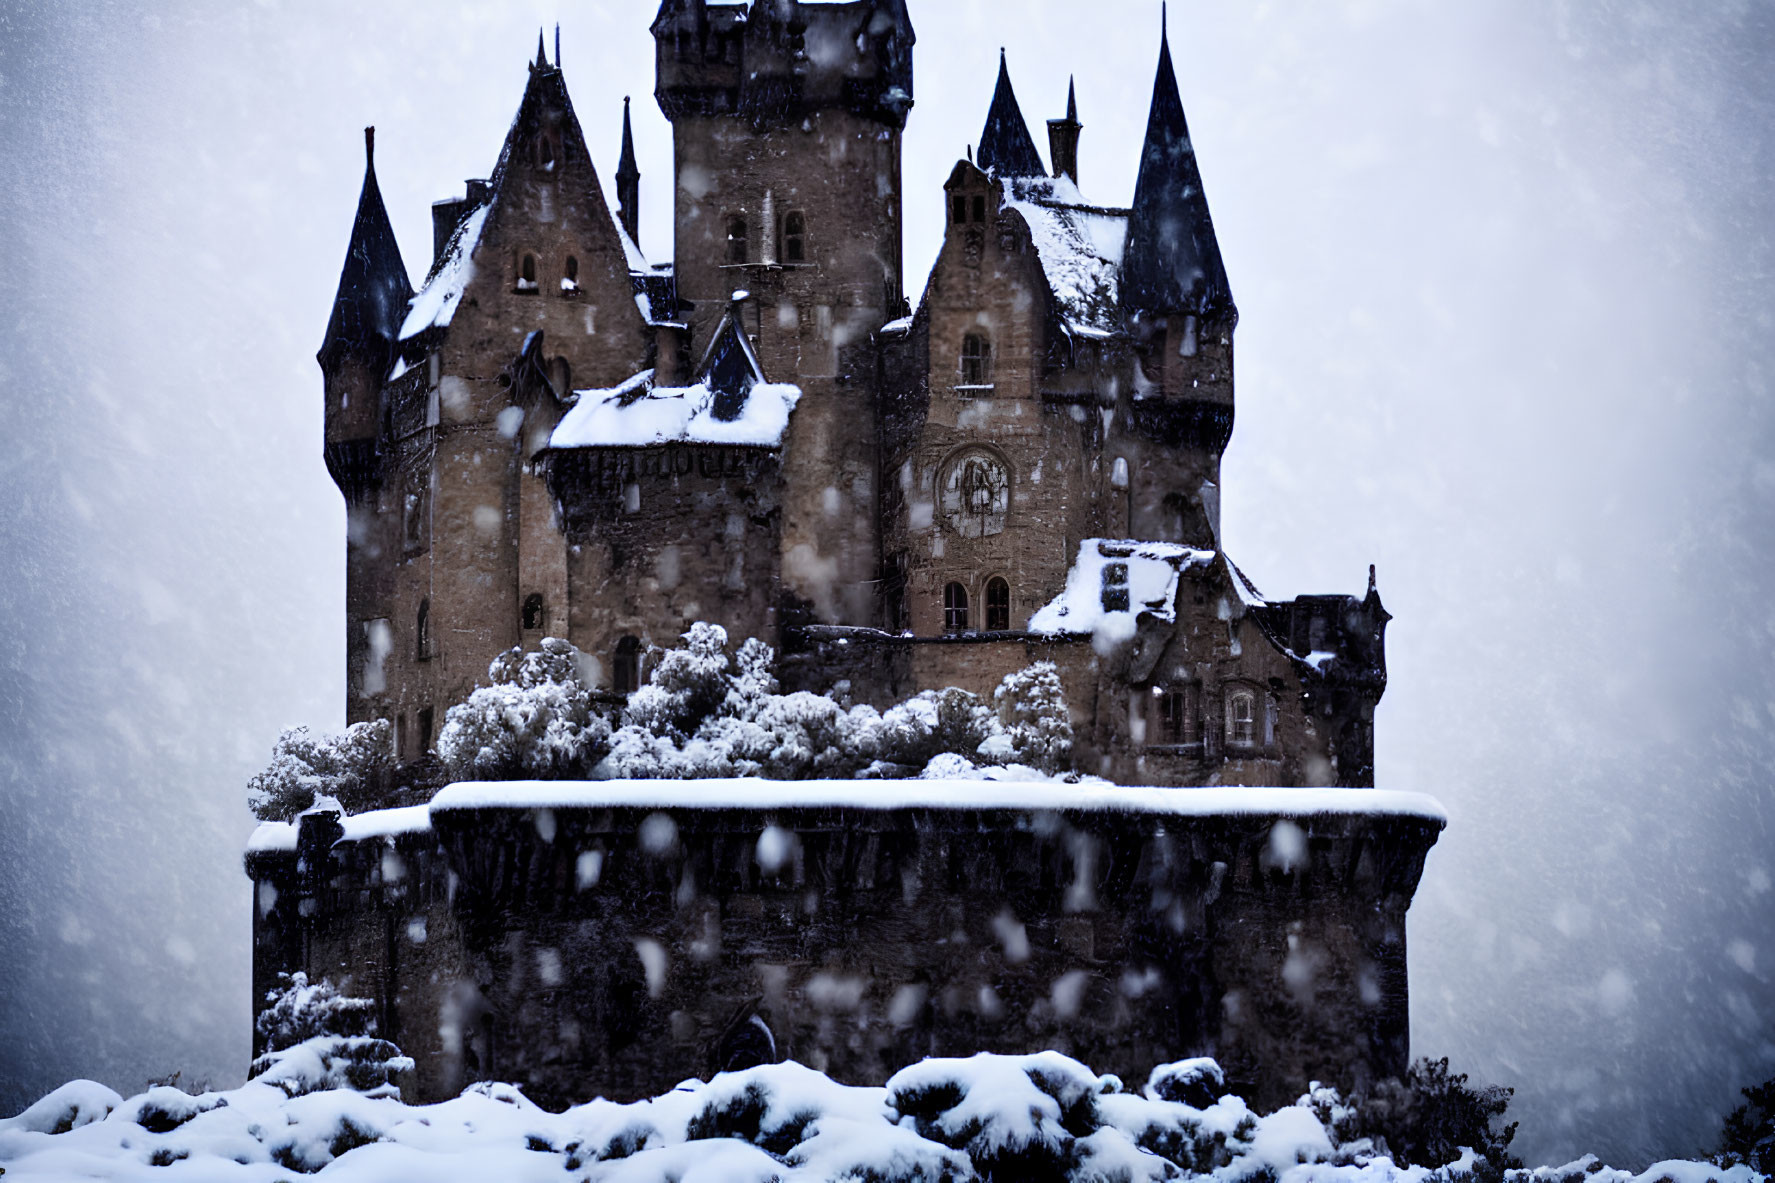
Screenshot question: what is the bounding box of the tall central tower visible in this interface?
[652,0,915,625]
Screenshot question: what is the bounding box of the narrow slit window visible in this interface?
[952,195,967,226]
[943,582,970,634]
[522,594,545,632]
[518,253,539,292]
[972,195,987,223]
[416,599,432,660]
[985,577,1011,631]
[783,211,806,263]
[726,217,748,265]
[418,706,435,753]
[562,256,579,292]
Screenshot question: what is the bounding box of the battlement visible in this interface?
[652,0,914,128]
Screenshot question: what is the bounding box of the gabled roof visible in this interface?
[975,51,1046,179]
[400,43,646,342]
[1000,176,1129,338]
[319,129,413,369]
[1121,19,1234,320]
[550,297,801,450]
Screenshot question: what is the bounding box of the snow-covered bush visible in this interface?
[247,719,392,821]
[1718,1075,1775,1175]
[591,624,1079,783]
[1,1052,1757,1183]
[995,660,1075,774]
[248,973,411,1100]
[1304,1058,1520,1176]
[437,637,613,781]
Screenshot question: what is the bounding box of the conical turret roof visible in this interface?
[1121,17,1233,320]
[319,128,414,369]
[976,50,1046,178]
[617,96,639,184]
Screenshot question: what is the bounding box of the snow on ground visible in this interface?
[1,1053,1754,1183]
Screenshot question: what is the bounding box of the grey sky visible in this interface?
[1,0,1771,1167]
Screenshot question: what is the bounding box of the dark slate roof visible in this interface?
[318,128,414,369]
[976,51,1047,178]
[1121,22,1234,320]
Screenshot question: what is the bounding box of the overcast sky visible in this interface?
[1,0,1772,1167]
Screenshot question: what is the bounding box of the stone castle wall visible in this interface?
[249,789,1442,1112]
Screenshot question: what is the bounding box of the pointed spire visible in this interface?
[1047,74,1083,185]
[535,28,548,69]
[976,49,1046,178]
[1121,8,1234,319]
[617,97,641,246]
[319,126,414,369]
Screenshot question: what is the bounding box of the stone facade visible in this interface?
[249,790,1444,1111]
[316,2,1389,787]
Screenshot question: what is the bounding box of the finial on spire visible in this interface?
[1368,564,1378,595]
[555,24,561,68]
[1066,76,1078,122]
[536,28,548,68]
[363,126,375,167]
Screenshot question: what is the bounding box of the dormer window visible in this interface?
[726,217,749,265]
[959,333,992,390]
[517,253,539,293]
[1101,562,1130,613]
[783,211,807,264]
[561,256,580,294]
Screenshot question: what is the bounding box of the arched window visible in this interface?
[522,594,545,631]
[518,253,538,292]
[1226,688,1257,749]
[960,333,992,389]
[783,211,806,263]
[726,217,748,265]
[416,599,432,661]
[614,635,642,695]
[985,577,1011,631]
[562,256,579,292]
[943,583,970,634]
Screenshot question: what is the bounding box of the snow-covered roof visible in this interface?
[246,804,433,856]
[430,780,1447,823]
[549,370,803,450]
[1029,539,1214,643]
[1001,176,1128,337]
[399,203,490,341]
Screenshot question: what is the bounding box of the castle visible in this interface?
[260,2,1441,1109]
[319,0,1390,788]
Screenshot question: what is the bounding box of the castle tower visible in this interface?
[1047,78,1081,185]
[651,0,916,625]
[1117,13,1236,550]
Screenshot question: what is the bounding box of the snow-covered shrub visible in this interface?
[247,719,392,822]
[1717,1075,1775,1175]
[0,1079,121,1135]
[623,622,735,739]
[437,637,612,781]
[1146,1057,1227,1109]
[249,973,411,1100]
[254,972,376,1051]
[1305,1058,1520,1175]
[995,661,1075,774]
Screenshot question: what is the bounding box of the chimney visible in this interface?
[1047,77,1082,185]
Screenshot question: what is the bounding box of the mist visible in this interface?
[0,0,1770,1168]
